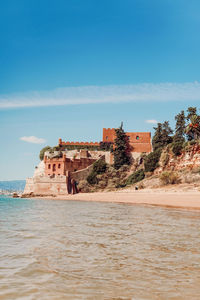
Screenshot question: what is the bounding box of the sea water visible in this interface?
[0,196,200,299]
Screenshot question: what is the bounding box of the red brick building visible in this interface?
[44,150,97,177]
[102,128,152,153]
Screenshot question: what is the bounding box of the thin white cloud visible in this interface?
[20,136,46,144]
[146,119,158,124]
[1,82,200,109]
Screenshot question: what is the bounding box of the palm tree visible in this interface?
[185,115,200,140]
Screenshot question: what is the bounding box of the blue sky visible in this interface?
[1,0,200,180]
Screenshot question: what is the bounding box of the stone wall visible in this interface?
[71,155,106,182]
[71,164,94,182]
[23,175,68,196]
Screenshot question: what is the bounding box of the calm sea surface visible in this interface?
[1,196,200,300]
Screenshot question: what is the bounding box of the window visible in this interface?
[106,136,108,140]
[48,164,51,169]
[58,163,61,169]
[136,136,139,140]
[53,164,56,171]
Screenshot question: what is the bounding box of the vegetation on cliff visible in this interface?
[87,159,107,185]
[83,106,200,192]
[39,106,200,193]
[39,146,52,160]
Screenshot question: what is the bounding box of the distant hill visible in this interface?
[0,180,26,192]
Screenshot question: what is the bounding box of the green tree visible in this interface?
[185,114,200,140]
[144,149,162,172]
[152,121,173,151]
[113,122,131,169]
[152,123,163,151]
[161,121,173,145]
[126,169,145,185]
[186,107,197,121]
[39,146,52,161]
[93,159,107,174]
[172,110,186,156]
[173,110,186,143]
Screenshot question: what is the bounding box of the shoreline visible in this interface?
[27,188,200,210]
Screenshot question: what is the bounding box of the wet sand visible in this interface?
[35,188,200,210]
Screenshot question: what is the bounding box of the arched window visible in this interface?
[136,136,139,140]
[48,164,51,169]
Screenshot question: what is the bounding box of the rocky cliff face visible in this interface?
[155,144,200,174]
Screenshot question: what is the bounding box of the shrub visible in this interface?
[172,141,183,156]
[189,140,197,146]
[87,159,107,185]
[119,164,130,173]
[160,151,169,166]
[78,180,91,193]
[115,182,126,188]
[87,170,98,185]
[138,182,145,189]
[39,146,52,161]
[126,169,145,185]
[191,167,200,174]
[93,159,107,174]
[182,141,189,148]
[144,149,162,172]
[98,180,108,189]
[160,171,181,185]
[99,141,114,151]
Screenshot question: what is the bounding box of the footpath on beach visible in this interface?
[35,188,200,210]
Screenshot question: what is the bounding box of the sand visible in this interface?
[34,188,200,210]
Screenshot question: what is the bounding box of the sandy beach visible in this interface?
[33,187,200,210]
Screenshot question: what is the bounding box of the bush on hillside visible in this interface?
[77,180,91,193]
[172,141,184,156]
[87,170,98,185]
[93,159,107,174]
[160,151,169,166]
[144,149,162,172]
[39,146,52,161]
[87,159,107,185]
[160,171,181,185]
[189,140,196,146]
[126,169,145,185]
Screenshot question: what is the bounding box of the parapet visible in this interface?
[58,139,100,146]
